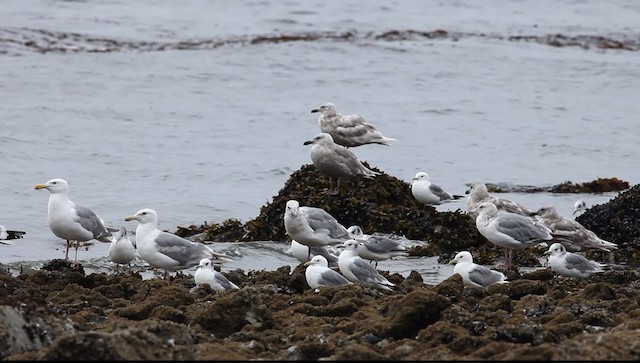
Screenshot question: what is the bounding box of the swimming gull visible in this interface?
[573,200,587,217]
[193,258,240,292]
[531,205,618,252]
[543,242,605,279]
[347,225,408,268]
[310,102,396,147]
[465,182,533,220]
[411,171,464,206]
[289,239,339,267]
[283,200,352,260]
[124,208,232,279]
[108,226,137,271]
[0,225,25,244]
[475,202,553,268]
[304,132,379,193]
[449,251,508,288]
[338,239,396,291]
[304,255,352,290]
[34,178,115,261]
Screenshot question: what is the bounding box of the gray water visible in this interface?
[1,0,638,283]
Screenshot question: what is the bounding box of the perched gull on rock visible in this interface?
[284,200,351,260]
[310,102,395,147]
[34,178,115,260]
[304,255,352,290]
[531,205,618,252]
[304,132,379,193]
[193,258,240,292]
[338,239,396,291]
[347,225,408,268]
[124,208,232,279]
[544,242,605,279]
[290,239,339,267]
[475,202,553,268]
[465,182,533,220]
[411,171,464,206]
[108,226,137,271]
[449,251,508,288]
[573,200,587,217]
[0,225,25,244]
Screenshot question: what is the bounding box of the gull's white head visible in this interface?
[198,258,213,268]
[477,202,498,215]
[343,239,359,251]
[303,132,334,146]
[465,182,489,200]
[347,225,364,237]
[112,226,127,242]
[534,205,559,218]
[124,208,158,225]
[285,200,300,217]
[34,178,70,194]
[310,102,337,117]
[544,242,567,257]
[573,200,587,216]
[449,251,473,265]
[412,172,429,182]
[304,255,329,267]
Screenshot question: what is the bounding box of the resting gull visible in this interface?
[531,205,618,252]
[338,239,396,291]
[283,200,351,260]
[347,225,408,268]
[0,225,25,244]
[310,102,395,147]
[411,171,464,206]
[304,255,352,290]
[573,200,587,217]
[108,226,137,271]
[543,242,605,279]
[449,251,508,288]
[465,182,533,220]
[124,208,232,279]
[193,258,240,292]
[34,178,115,260]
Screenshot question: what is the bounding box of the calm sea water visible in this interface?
[1,0,638,283]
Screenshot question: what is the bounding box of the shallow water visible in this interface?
[1,0,638,283]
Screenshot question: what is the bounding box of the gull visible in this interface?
[543,242,605,279]
[283,200,351,260]
[465,182,533,220]
[0,225,26,245]
[289,239,339,268]
[531,205,618,252]
[338,239,396,291]
[449,251,508,288]
[124,208,232,279]
[475,202,553,268]
[573,200,587,217]
[347,225,408,268]
[108,226,137,271]
[411,171,464,206]
[304,255,352,290]
[193,258,240,292]
[34,178,115,261]
[303,132,379,194]
[310,102,395,147]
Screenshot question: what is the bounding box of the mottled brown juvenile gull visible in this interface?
[465,182,533,219]
[108,226,137,270]
[310,102,395,147]
[531,205,618,252]
[0,225,25,244]
[304,132,379,193]
[475,202,553,268]
[338,239,396,291]
[284,200,351,260]
[34,178,115,260]
[449,251,508,288]
[347,225,408,268]
[411,171,464,206]
[193,258,240,292]
[304,255,352,290]
[124,208,232,279]
[543,242,605,279]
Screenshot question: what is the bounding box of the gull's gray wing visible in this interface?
[74,204,113,241]
[363,236,405,253]
[468,265,504,287]
[302,207,350,239]
[310,246,339,265]
[215,272,237,290]
[564,253,602,273]
[429,183,453,201]
[319,269,351,286]
[154,232,208,267]
[349,258,391,285]
[495,213,550,243]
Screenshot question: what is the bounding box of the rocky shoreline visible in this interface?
[1,166,639,360]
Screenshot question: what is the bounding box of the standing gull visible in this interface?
[465,182,533,220]
[531,205,618,252]
[283,200,352,260]
[449,251,508,288]
[193,258,240,292]
[304,255,352,289]
[310,102,396,147]
[338,239,396,291]
[543,243,605,279]
[108,226,137,271]
[290,239,339,267]
[0,225,26,244]
[304,132,379,193]
[475,202,553,268]
[34,178,115,260]
[124,208,232,279]
[411,171,464,206]
[347,225,408,268]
